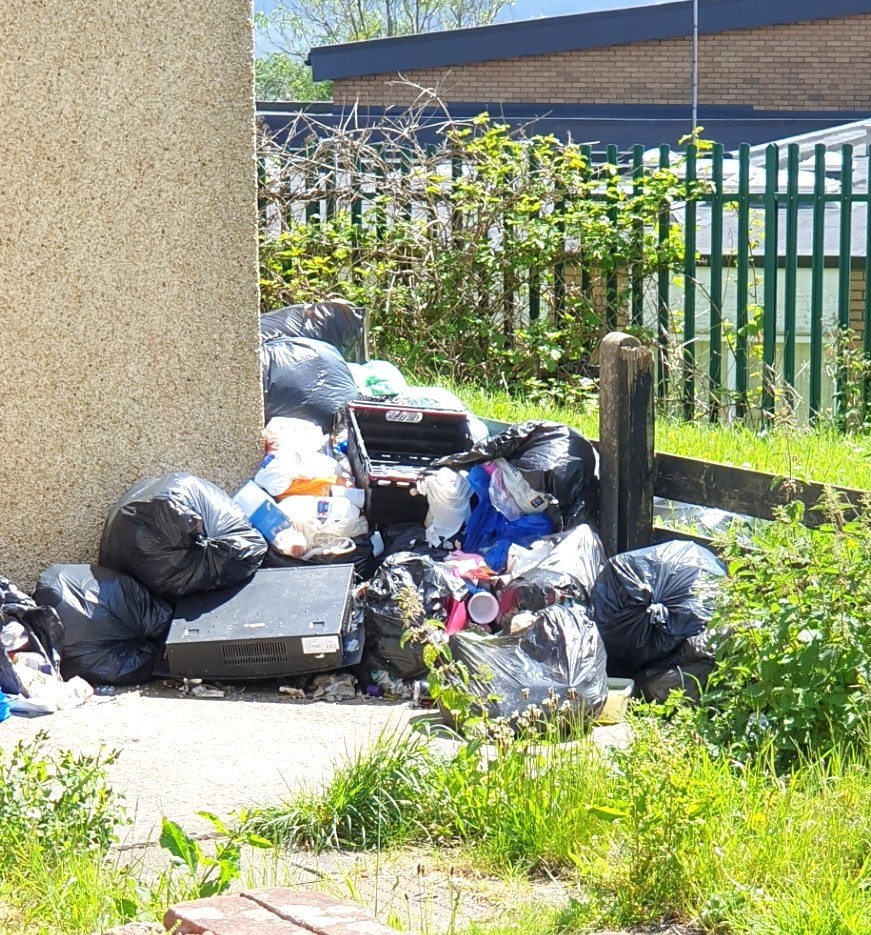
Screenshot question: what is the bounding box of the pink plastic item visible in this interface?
[445,599,469,635]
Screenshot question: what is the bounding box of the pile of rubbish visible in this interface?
[0,299,728,726]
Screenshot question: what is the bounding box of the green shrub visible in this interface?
[259,114,691,402]
[700,495,871,766]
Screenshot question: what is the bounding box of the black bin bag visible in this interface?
[499,524,605,621]
[591,540,726,678]
[262,336,360,431]
[361,553,467,681]
[34,565,173,685]
[448,603,608,729]
[0,576,65,695]
[99,474,266,600]
[260,302,366,362]
[434,421,598,528]
[633,629,726,703]
[263,534,378,582]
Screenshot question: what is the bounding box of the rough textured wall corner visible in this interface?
[0,0,264,588]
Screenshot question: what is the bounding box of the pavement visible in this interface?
[0,682,417,847]
[0,680,629,851]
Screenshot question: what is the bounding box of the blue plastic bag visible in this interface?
[0,690,9,723]
[463,466,553,572]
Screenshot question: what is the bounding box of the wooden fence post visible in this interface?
[599,332,655,556]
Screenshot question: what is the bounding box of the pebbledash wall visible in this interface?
[0,2,264,587]
[329,13,871,109]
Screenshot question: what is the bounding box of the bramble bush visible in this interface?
[258,108,691,401]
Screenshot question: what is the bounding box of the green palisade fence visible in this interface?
[286,138,870,425]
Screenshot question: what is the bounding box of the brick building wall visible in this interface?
[333,14,871,110]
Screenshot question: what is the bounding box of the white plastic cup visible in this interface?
[467,591,499,625]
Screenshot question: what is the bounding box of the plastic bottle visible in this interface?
[277,495,361,524]
[233,481,306,556]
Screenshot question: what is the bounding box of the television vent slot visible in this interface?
[221,640,289,666]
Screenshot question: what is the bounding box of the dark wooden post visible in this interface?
[599,332,655,556]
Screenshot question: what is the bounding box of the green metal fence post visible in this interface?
[683,143,698,420]
[783,144,799,396]
[631,144,645,328]
[528,148,541,321]
[606,143,620,330]
[657,144,672,399]
[836,143,854,421]
[735,143,751,417]
[554,195,566,321]
[708,143,725,420]
[305,143,318,223]
[761,143,780,420]
[350,154,363,285]
[809,143,826,420]
[580,144,593,305]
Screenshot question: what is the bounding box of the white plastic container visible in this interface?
[467,591,499,625]
[277,494,361,524]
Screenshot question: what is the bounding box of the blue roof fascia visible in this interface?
[258,102,867,151]
[308,0,870,81]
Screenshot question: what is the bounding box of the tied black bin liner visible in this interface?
[35,565,173,686]
[362,553,467,681]
[499,524,605,620]
[261,336,359,431]
[260,302,365,362]
[434,421,598,528]
[592,540,726,678]
[449,603,608,728]
[99,473,266,600]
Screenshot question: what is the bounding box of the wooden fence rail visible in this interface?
[598,333,868,554]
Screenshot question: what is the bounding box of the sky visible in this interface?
[254,0,677,54]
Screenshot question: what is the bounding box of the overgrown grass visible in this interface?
[0,735,142,935]
[248,713,871,935]
[0,736,273,934]
[453,384,871,490]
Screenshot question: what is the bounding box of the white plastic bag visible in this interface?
[417,468,472,547]
[490,458,550,518]
[348,361,409,397]
[255,449,344,498]
[295,516,369,559]
[263,417,326,454]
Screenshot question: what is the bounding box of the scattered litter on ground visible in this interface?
[279,685,306,698]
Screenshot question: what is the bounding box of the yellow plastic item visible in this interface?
[595,678,634,725]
